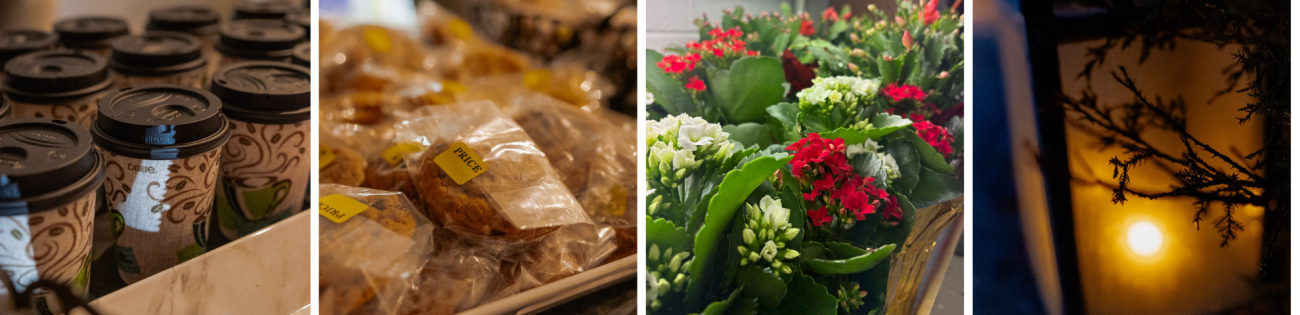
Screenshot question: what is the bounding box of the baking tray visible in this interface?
[459,255,637,315]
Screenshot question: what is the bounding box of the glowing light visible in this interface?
[1126,221,1163,257]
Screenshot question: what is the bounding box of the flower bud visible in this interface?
[743,229,756,244]
[938,71,950,79]
[902,30,914,50]
[895,16,906,26]
[883,55,894,62]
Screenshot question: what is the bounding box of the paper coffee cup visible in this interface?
[146,5,222,81]
[210,62,310,239]
[232,2,296,20]
[53,16,129,57]
[109,31,209,90]
[90,84,230,284]
[0,119,106,297]
[2,49,114,131]
[215,19,305,67]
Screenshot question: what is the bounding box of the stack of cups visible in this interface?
[0,119,105,303]
[108,31,208,89]
[90,84,230,284]
[215,19,305,68]
[209,62,310,238]
[53,17,129,57]
[2,50,114,130]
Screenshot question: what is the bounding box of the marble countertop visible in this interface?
[75,212,310,315]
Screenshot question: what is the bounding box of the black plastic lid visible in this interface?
[0,30,59,65]
[291,42,309,67]
[0,119,105,214]
[54,16,129,49]
[209,62,310,124]
[3,50,113,102]
[91,84,230,160]
[216,19,305,59]
[110,31,206,76]
[286,7,310,32]
[146,5,221,36]
[233,2,294,20]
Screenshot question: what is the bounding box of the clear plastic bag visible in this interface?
[319,184,435,315]
[506,93,637,231]
[396,100,591,242]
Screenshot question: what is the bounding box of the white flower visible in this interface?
[647,271,660,303]
[757,195,790,230]
[846,138,882,157]
[647,115,680,143]
[850,77,878,96]
[882,153,901,180]
[677,122,724,150]
[761,241,778,262]
[650,142,678,166]
[672,148,697,169]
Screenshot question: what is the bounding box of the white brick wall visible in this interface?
[647,0,829,51]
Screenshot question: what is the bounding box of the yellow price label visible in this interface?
[522,69,551,91]
[440,80,466,94]
[433,142,488,185]
[364,27,393,53]
[320,144,336,169]
[319,194,369,223]
[382,141,426,166]
[448,18,474,41]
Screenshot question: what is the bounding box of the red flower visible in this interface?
[913,121,954,156]
[808,206,833,227]
[726,27,743,37]
[712,47,724,57]
[822,7,839,22]
[882,83,927,102]
[746,50,759,56]
[685,76,707,91]
[883,195,903,221]
[909,113,926,122]
[708,28,725,38]
[799,19,815,36]
[685,53,701,64]
[920,0,940,26]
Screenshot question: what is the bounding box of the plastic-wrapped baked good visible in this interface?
[507,93,636,230]
[320,142,366,187]
[319,184,434,315]
[396,100,590,242]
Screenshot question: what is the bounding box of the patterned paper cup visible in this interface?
[90,84,230,284]
[109,31,209,90]
[2,49,114,131]
[54,16,129,58]
[215,19,304,69]
[210,62,310,239]
[0,119,106,299]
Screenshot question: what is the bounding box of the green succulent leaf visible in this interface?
[805,244,896,275]
[709,56,786,124]
[770,271,838,315]
[686,156,792,310]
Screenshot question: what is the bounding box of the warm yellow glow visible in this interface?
[1126,221,1163,257]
